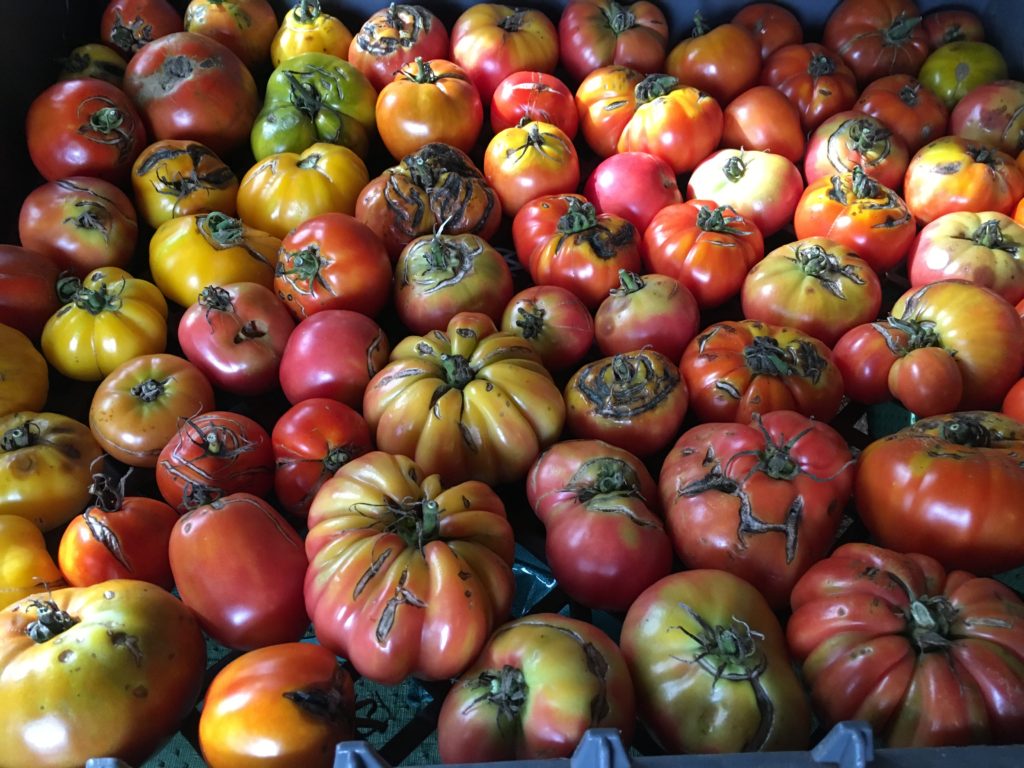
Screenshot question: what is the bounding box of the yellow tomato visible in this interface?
[270,0,353,66]
[131,140,239,228]
[0,325,47,416]
[0,515,64,608]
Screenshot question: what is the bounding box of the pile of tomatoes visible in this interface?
[3,0,1024,766]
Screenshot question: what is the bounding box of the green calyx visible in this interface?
[635,73,680,104]
[1,421,40,452]
[25,600,80,644]
[696,205,749,235]
[606,1,636,34]
[439,353,474,390]
[387,497,441,550]
[883,13,922,45]
[972,219,1006,249]
[673,602,767,683]
[723,156,747,183]
[612,269,644,295]
[199,212,245,247]
[556,197,599,235]
[293,0,322,23]
[88,107,125,134]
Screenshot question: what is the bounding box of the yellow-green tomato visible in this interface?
[919,41,1008,109]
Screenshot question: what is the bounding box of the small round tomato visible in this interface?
[270,0,353,66]
[951,80,1024,155]
[921,41,1009,109]
[854,75,949,154]
[583,151,682,235]
[101,0,182,56]
[0,325,47,417]
[484,120,580,217]
[761,42,859,131]
[491,71,578,138]
[832,321,909,404]
[887,346,963,417]
[732,3,803,60]
[558,0,668,84]
[823,0,930,85]
[595,271,700,361]
[184,0,278,70]
[500,285,594,371]
[664,11,760,105]
[0,246,61,342]
[348,3,449,92]
[804,111,910,190]
[1002,378,1024,422]
[923,9,985,48]
[131,140,239,228]
[721,85,805,163]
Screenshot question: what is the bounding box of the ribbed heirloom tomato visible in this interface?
[804,111,910,190]
[558,0,668,83]
[131,140,238,228]
[761,42,858,131]
[348,3,449,91]
[823,0,930,84]
[664,11,760,105]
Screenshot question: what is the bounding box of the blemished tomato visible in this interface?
[183,0,278,70]
[923,8,985,48]
[199,643,356,768]
[574,64,645,157]
[832,321,910,404]
[664,11,761,105]
[732,3,803,60]
[0,325,48,417]
[270,0,352,66]
[823,0,930,85]
[951,80,1024,155]
[854,74,949,155]
[887,345,963,416]
[484,120,580,217]
[500,285,594,371]
[804,111,910,190]
[170,493,309,650]
[0,514,64,607]
[490,71,578,138]
[558,0,668,84]
[0,246,61,342]
[583,151,682,235]
[721,85,806,163]
[131,140,239,228]
[761,42,859,131]
[58,43,127,86]
[920,41,1008,109]
[101,0,182,56]
[594,271,700,361]
[348,3,449,92]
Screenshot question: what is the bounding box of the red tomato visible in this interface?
[583,151,682,235]
[732,3,804,60]
[484,120,580,216]
[721,85,805,163]
[101,0,182,56]
[854,74,949,154]
[490,71,578,138]
[272,398,373,520]
[594,271,700,361]
[170,492,309,650]
[761,42,859,131]
[887,346,963,416]
[923,8,985,48]
[804,111,910,190]
[500,285,594,371]
[348,4,450,92]
[832,321,910,404]
[824,0,930,85]
[1002,378,1024,422]
[558,0,668,84]
[951,80,1024,155]
[664,12,761,105]
[0,245,61,341]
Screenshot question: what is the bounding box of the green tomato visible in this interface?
[919,41,1008,109]
[251,104,319,158]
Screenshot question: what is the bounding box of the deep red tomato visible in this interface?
[178,283,295,396]
[824,0,930,84]
[594,271,700,360]
[171,492,309,650]
[123,32,259,155]
[804,111,910,190]
[274,213,391,320]
[499,285,594,371]
[101,0,182,56]
[922,8,985,48]
[156,410,274,513]
[490,71,578,138]
[272,398,373,520]
[25,79,145,184]
[279,310,390,409]
[659,411,855,609]
[721,85,805,163]
[583,151,682,235]
[761,42,859,131]
[951,80,1024,155]
[832,321,910,404]
[526,439,671,611]
[1003,378,1024,421]
[0,245,61,341]
[887,345,963,416]
[558,0,668,84]
[732,3,804,60]
[348,4,450,92]
[643,201,764,310]
[854,74,949,154]
[483,120,580,217]
[664,12,761,105]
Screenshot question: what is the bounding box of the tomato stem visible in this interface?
[940,415,992,447]
[569,457,645,503]
[70,203,109,233]
[613,269,645,295]
[906,595,958,651]
[691,10,708,37]
[514,305,546,340]
[634,74,679,103]
[1,421,40,452]
[807,53,837,78]
[56,275,84,304]
[722,156,747,182]
[88,106,125,135]
[440,353,474,390]
[606,2,636,34]
[199,285,234,315]
[883,12,922,44]
[898,81,921,106]
[671,603,768,683]
[847,118,890,154]
[279,245,325,285]
[199,212,245,247]
[25,600,80,643]
[850,165,879,199]
[323,445,355,474]
[284,685,346,721]
[63,276,126,315]
[129,378,167,403]
[88,469,130,513]
[294,0,322,23]
[885,316,941,351]
[966,144,996,165]
[497,9,527,32]
[793,242,865,299]
[556,198,599,235]
[463,665,527,727]
[696,205,749,235]
[972,218,1006,249]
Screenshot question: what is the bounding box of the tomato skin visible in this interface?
[19,177,138,277]
[594,271,700,361]
[526,439,671,611]
[0,325,47,417]
[574,64,645,157]
[664,13,761,105]
[920,41,1008,110]
[761,43,859,131]
[101,0,182,56]
[721,85,805,163]
[272,398,373,520]
[171,493,309,650]
[832,321,909,404]
[789,542,1024,747]
[490,71,578,138]
[621,570,811,754]
[0,515,64,606]
[583,151,682,235]
[484,120,580,217]
[0,580,205,768]
[804,111,910,190]
[854,75,949,155]
[922,9,985,48]
[270,0,352,66]
[199,643,356,768]
[951,80,1024,156]
[642,201,765,310]
[132,140,239,228]
[437,614,636,761]
[823,0,930,85]
[348,4,450,92]
[89,353,216,468]
[732,3,803,60]
[500,285,594,371]
[1003,378,1024,422]
[25,79,146,184]
[184,0,278,70]
[0,245,61,342]
[660,411,854,609]
[59,43,128,87]
[558,0,668,84]
[887,346,963,417]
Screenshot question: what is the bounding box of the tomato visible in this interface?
[887,346,963,416]
[923,9,985,48]
[643,201,765,310]
[515,194,642,309]
[131,140,239,228]
[582,151,682,235]
[484,120,580,217]
[686,148,804,238]
[920,41,1008,109]
[1004,377,1024,422]
[742,237,882,347]
[356,143,502,262]
[237,143,370,239]
[594,271,699,360]
[491,71,578,137]
[789,542,1024,747]
[854,74,950,154]
[558,0,668,84]
[272,398,373,519]
[682,320,846,424]
[732,3,803,60]
[171,493,309,649]
[150,211,278,307]
[395,233,514,334]
[450,4,559,104]
[25,79,145,184]
[0,515,63,607]
[58,43,128,87]
[199,643,356,768]
[58,471,178,589]
[804,111,910,190]
[832,321,910,404]
[823,0,929,85]
[794,167,916,274]
[279,310,390,409]
[376,58,483,160]
[0,325,47,417]
[270,0,353,66]
[275,213,391,319]
[0,580,205,768]
[904,136,1024,224]
[348,4,449,92]
[574,64,645,157]
[721,85,806,163]
[665,11,760,105]
[951,80,1024,155]
[0,247,63,342]
[89,353,216,468]
[438,614,636,761]
[101,0,182,56]
[564,349,688,457]
[761,42,859,131]
[305,451,515,683]
[184,0,278,70]
[123,32,259,156]
[500,285,594,371]
[660,411,855,609]
[42,267,167,382]
[908,211,1024,303]
[178,283,295,396]
[621,570,811,754]
[526,439,671,611]
[18,177,137,277]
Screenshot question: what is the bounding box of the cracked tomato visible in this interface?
[348,3,449,92]
[804,111,910,190]
[131,140,238,228]
[484,120,580,217]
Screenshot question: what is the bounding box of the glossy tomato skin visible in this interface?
[804,111,910,190]
[594,271,700,361]
[500,285,594,371]
[574,64,645,157]
[583,151,682,235]
[0,325,48,417]
[664,13,761,105]
[951,80,1024,155]
[1002,378,1024,422]
[789,543,1024,747]
[199,643,356,768]
[490,71,578,137]
[0,514,64,606]
[823,0,930,85]
[832,321,910,404]
[123,32,259,155]
[721,85,805,163]
[558,0,668,84]
[101,0,182,56]
[660,411,854,609]
[0,580,205,768]
[732,3,804,60]
[183,0,278,70]
[887,346,963,417]
[854,75,949,154]
[437,614,636,761]
[171,493,309,650]
[920,41,1007,110]
[761,42,859,131]
[527,440,671,611]
[621,570,811,754]
[0,245,61,341]
[270,1,352,66]
[348,4,450,92]
[131,140,239,228]
[484,120,580,217]
[923,8,985,48]
[25,79,145,184]
[305,452,516,684]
